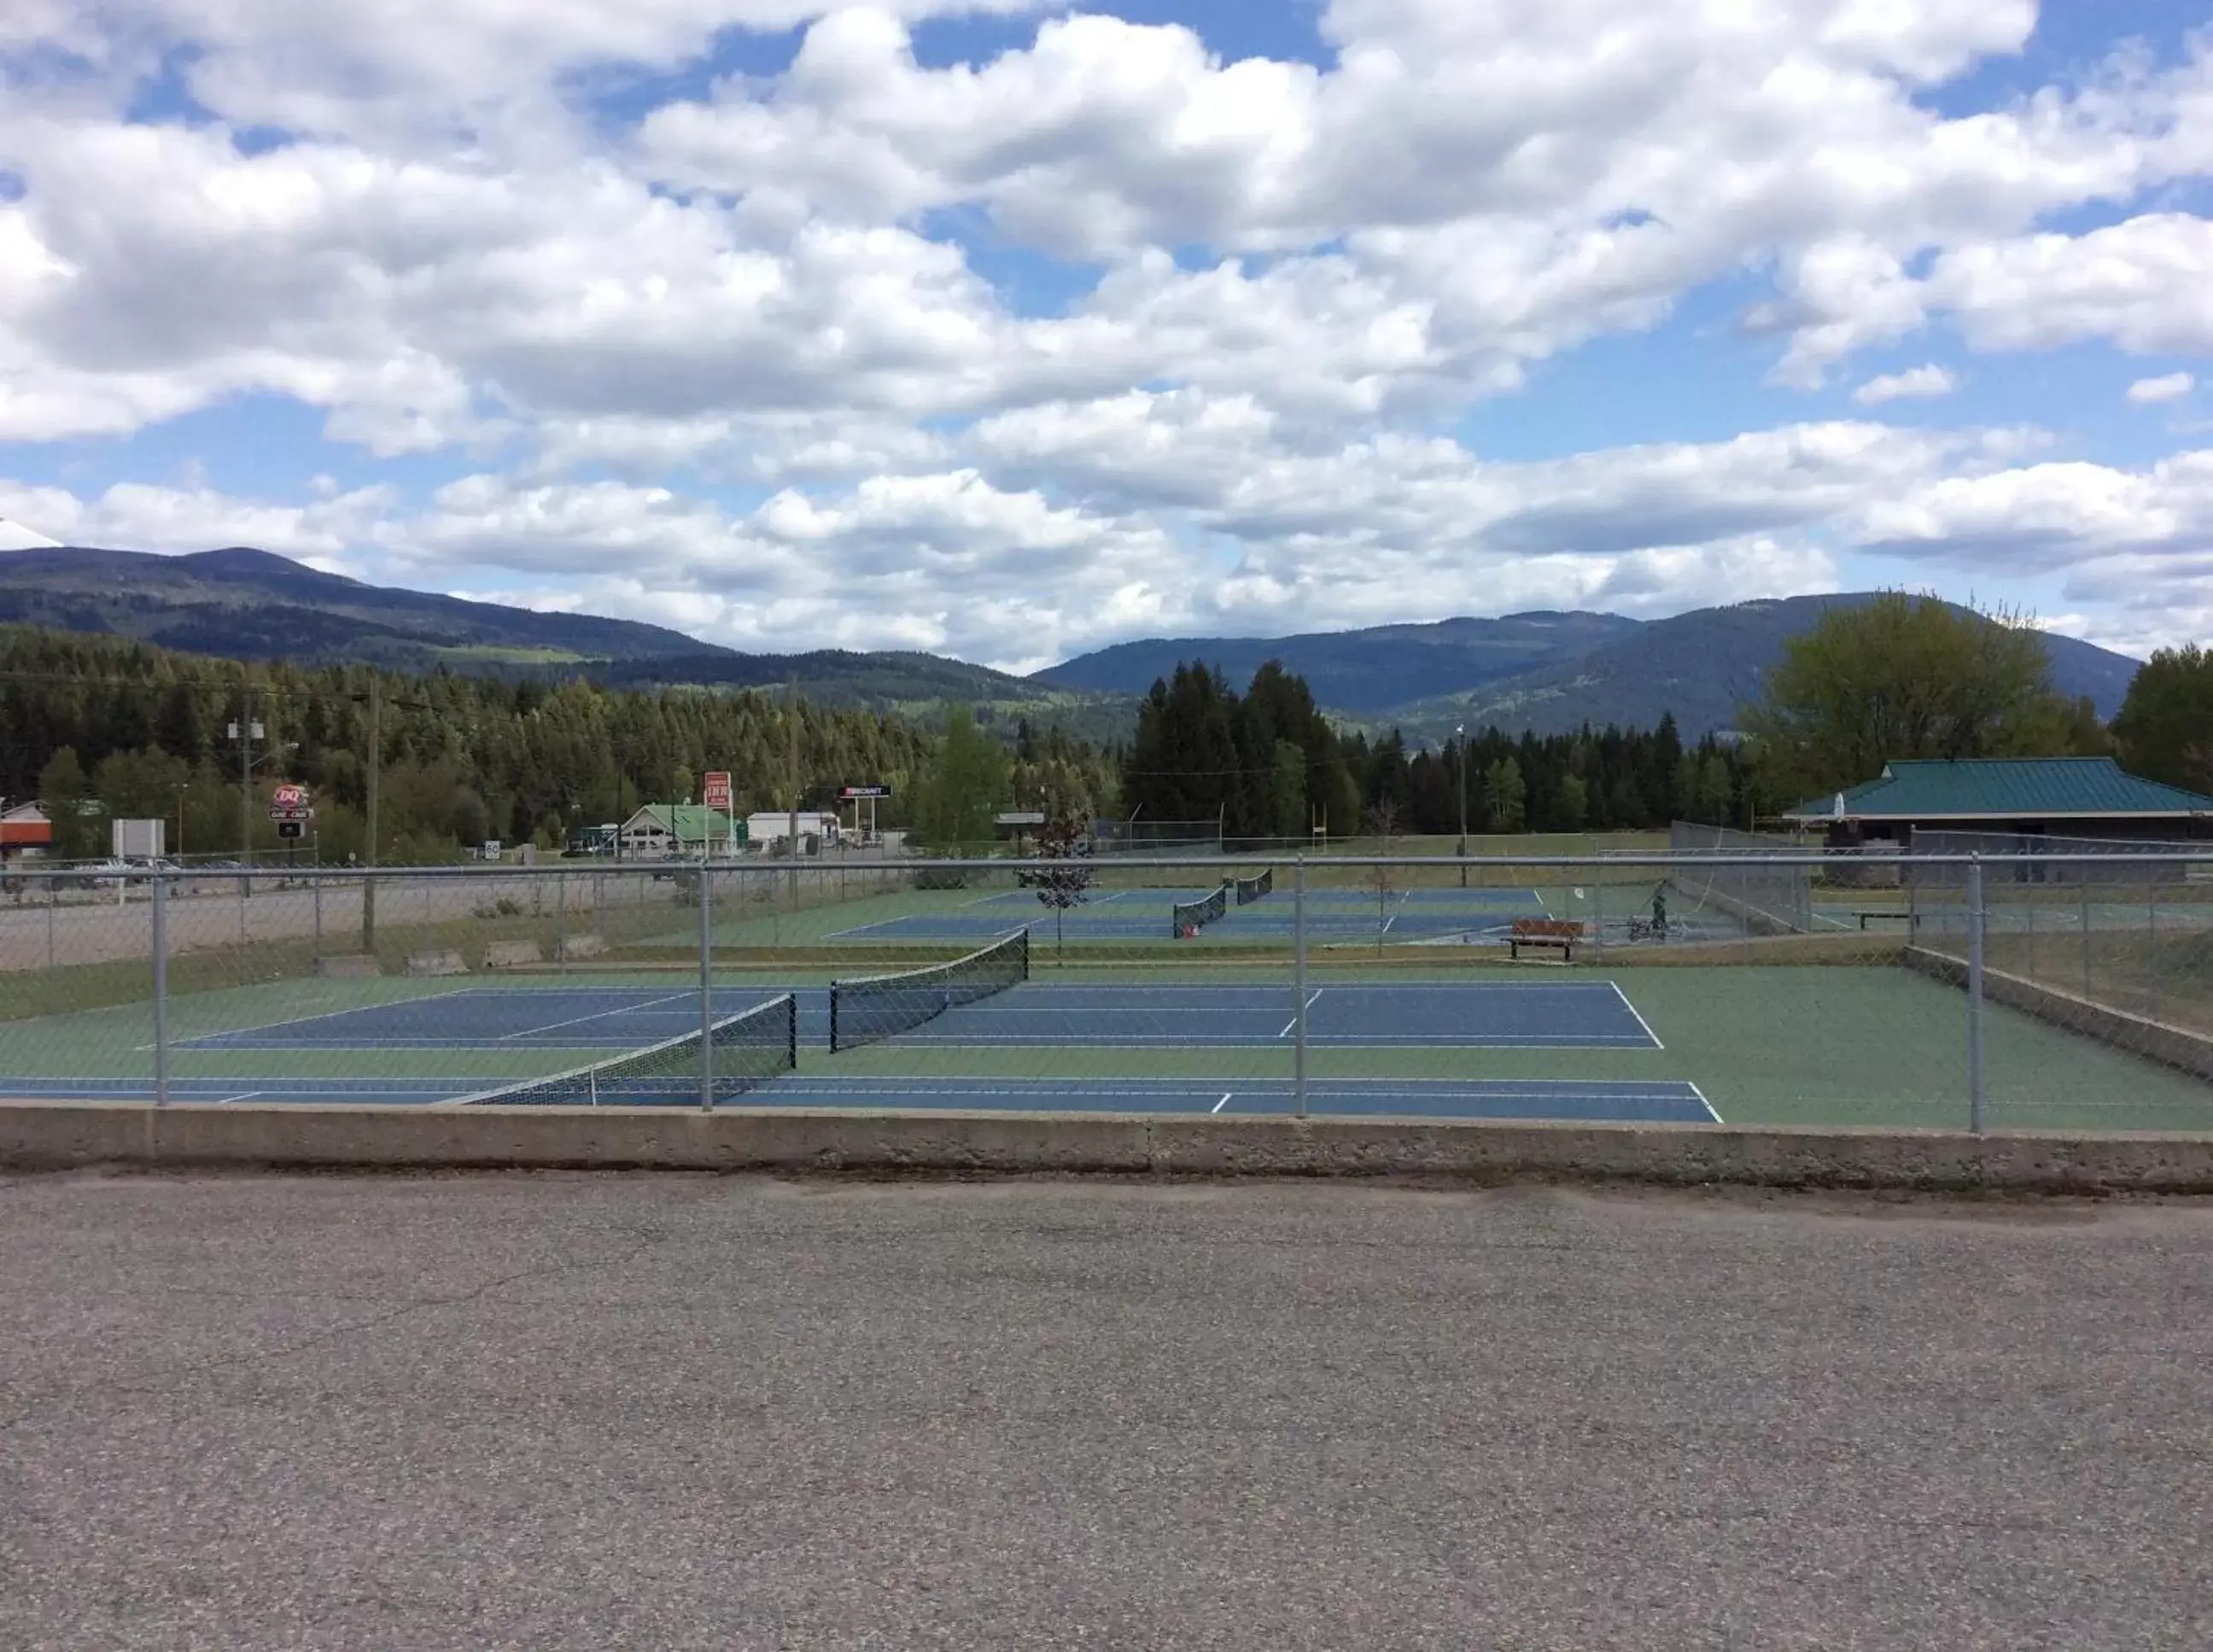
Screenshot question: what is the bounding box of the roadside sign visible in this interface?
[272,783,307,808]
[840,784,892,800]
[704,771,733,811]
[277,820,305,840]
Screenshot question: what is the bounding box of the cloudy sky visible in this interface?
[1,1,2210,673]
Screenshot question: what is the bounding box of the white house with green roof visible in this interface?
[616,804,744,858]
[1785,757,2213,848]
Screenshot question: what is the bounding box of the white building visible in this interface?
[616,804,743,858]
[744,811,842,850]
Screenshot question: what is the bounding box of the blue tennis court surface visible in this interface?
[29,977,1689,1123]
[1,1074,1715,1122]
[176,981,1660,1052]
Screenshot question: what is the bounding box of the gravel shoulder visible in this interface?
[3,1173,2210,1650]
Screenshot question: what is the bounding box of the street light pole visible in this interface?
[1456,722,1468,889]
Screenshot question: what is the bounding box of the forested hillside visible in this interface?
[0,628,1114,862]
[1123,663,1756,839]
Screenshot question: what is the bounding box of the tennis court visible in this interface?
[177,979,1660,1052]
[4,853,2208,1135]
[1,953,1685,1118]
[821,880,1712,945]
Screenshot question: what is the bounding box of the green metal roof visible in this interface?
[1787,758,2213,821]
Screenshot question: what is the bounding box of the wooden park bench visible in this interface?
[1509,918,1583,960]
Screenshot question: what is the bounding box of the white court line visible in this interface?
[1212,1092,1232,1113]
[1274,986,1325,1037]
[1689,1080,1723,1124]
[1607,980,1666,1050]
[954,983,1626,1013]
[499,989,693,1041]
[216,1090,266,1105]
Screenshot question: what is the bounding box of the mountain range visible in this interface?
[0,543,1127,741]
[0,542,2146,743]
[1054,595,2136,744]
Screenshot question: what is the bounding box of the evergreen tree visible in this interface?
[38,747,93,859]
[914,705,1012,850]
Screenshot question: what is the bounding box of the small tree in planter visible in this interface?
[1022,813,1095,964]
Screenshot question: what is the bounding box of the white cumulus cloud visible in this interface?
[2128,371,2195,405]
[1853,365,1957,405]
[1,2,2210,661]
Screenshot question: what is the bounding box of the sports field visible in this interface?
[4,849,2208,1133]
[688,874,1760,952]
[5,957,2208,1133]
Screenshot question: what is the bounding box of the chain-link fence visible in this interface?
[0,847,2205,1132]
[1665,821,1819,936]
[1908,838,2213,1111]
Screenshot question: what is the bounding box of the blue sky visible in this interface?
[1,1,2210,669]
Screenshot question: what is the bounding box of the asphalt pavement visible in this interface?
[3,1172,2210,1650]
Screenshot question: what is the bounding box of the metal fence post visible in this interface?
[2146,868,2160,1024]
[2080,877,2093,1001]
[556,872,568,975]
[1293,855,1309,1120]
[151,869,170,1109]
[1967,854,1987,1134]
[698,857,715,1112]
[312,872,324,962]
[45,881,55,972]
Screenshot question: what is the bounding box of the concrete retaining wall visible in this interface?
[4,1102,2210,1192]
[483,940,544,970]
[313,954,382,978]
[1904,947,2213,1083]
[557,934,607,960]
[406,949,466,977]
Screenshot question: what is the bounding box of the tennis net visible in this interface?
[1235,867,1274,906]
[1171,882,1231,937]
[452,995,797,1107]
[830,929,1030,1052]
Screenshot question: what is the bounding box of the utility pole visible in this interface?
[363,675,380,949]
[1456,723,1469,890]
[228,701,263,901]
[231,699,261,866]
